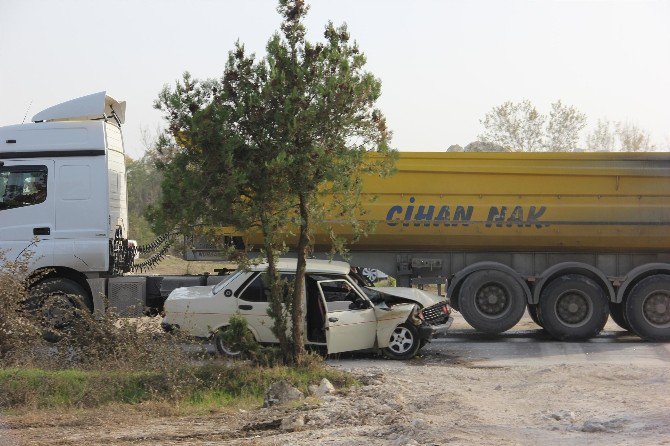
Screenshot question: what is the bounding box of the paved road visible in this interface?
[423,328,670,367]
[331,315,670,368]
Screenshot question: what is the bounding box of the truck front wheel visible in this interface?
[458,270,526,334]
[538,275,609,341]
[27,278,92,342]
[625,275,670,342]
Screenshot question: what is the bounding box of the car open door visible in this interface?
[316,279,377,354]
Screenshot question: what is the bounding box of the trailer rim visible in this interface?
[554,290,593,327]
[642,291,670,328]
[474,283,511,318]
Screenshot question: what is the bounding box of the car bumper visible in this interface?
[418,316,453,340]
[161,320,179,332]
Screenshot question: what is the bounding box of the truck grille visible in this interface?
[422,302,450,325]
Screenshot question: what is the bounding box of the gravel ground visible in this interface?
[3,313,670,446]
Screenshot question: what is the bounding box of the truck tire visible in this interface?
[538,275,609,341]
[28,278,92,312]
[458,270,526,334]
[624,275,670,342]
[527,304,543,328]
[28,278,92,342]
[609,302,631,331]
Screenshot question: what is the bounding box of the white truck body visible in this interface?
[0,93,128,298]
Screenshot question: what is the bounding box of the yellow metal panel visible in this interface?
[245,152,670,253]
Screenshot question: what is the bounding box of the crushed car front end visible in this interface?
[415,301,453,340]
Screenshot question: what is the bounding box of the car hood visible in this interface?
[372,287,445,308]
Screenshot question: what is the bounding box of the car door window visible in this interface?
[239,273,295,302]
[317,279,365,312]
[0,165,48,211]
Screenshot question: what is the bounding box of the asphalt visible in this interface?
[423,328,670,367]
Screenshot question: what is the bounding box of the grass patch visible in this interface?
[0,363,356,412]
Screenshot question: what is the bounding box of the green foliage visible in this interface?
[125,154,162,245]
[152,0,396,364]
[220,314,260,356]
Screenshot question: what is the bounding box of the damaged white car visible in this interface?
[162,259,452,359]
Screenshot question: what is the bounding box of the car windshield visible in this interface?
[360,286,384,303]
[212,270,244,295]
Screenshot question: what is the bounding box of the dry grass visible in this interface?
[133,254,236,276]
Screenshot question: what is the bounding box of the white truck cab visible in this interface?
[0,92,129,310]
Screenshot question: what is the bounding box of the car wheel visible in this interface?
[527,304,543,328]
[214,328,243,357]
[458,270,526,334]
[383,323,421,360]
[609,301,631,331]
[538,275,609,341]
[625,275,670,342]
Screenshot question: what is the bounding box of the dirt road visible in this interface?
[3,314,670,446]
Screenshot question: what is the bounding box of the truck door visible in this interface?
[0,160,55,269]
[317,279,377,354]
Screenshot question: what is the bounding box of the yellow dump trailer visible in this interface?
[305,151,670,252]
[243,151,670,342]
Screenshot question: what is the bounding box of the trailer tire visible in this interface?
[538,275,609,341]
[458,270,526,334]
[527,304,543,328]
[609,302,631,331]
[625,275,670,342]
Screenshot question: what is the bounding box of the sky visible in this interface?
[1,0,668,158]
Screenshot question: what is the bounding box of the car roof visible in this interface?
[249,258,350,275]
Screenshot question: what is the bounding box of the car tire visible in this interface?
[214,328,243,357]
[624,275,670,342]
[609,301,631,331]
[383,323,421,360]
[538,275,609,341]
[527,304,543,328]
[458,270,527,334]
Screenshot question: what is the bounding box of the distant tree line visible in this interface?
[472,99,657,152]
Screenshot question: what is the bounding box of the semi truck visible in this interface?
[0,92,230,318]
[1,92,669,342]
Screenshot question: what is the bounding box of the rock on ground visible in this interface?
[263,380,304,407]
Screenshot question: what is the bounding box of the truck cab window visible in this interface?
[0,166,48,211]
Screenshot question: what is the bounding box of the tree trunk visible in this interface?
[291,193,309,364]
[261,217,291,361]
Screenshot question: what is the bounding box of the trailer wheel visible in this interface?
[625,275,670,342]
[527,304,543,328]
[458,270,526,334]
[538,275,608,341]
[609,302,631,331]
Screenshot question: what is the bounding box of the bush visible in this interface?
[0,251,40,362]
